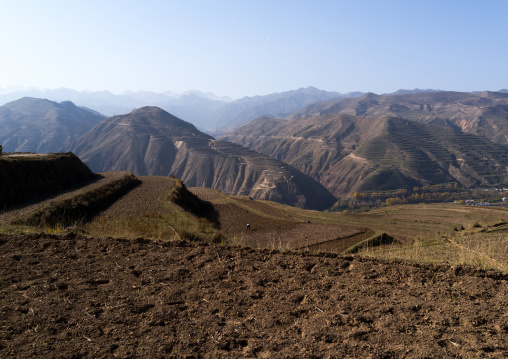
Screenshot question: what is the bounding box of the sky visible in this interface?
[0,0,507,99]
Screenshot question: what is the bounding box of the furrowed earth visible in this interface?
[0,233,506,358]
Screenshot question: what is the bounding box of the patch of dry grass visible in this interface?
[357,230,508,272]
[83,208,224,244]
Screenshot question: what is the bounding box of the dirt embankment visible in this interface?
[0,153,94,207]
[0,233,506,358]
[0,172,131,225]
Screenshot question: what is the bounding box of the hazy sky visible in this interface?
[0,0,506,98]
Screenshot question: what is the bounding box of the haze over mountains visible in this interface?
[2,86,507,137]
[0,86,363,135]
[0,97,104,153]
[64,106,336,210]
[2,87,508,208]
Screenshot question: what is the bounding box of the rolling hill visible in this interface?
[0,97,105,153]
[66,106,336,210]
[221,113,508,196]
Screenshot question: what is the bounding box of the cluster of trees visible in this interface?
[333,183,508,212]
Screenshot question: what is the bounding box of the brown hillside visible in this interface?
[66,106,336,210]
[222,113,508,196]
[289,91,508,145]
[0,97,104,153]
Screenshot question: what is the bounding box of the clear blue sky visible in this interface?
[0,0,506,98]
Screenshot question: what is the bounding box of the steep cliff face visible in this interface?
[221,113,508,197]
[66,107,336,210]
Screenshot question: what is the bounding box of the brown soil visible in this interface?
[231,197,291,220]
[0,233,506,358]
[97,176,176,217]
[188,187,225,202]
[213,202,363,250]
[304,229,376,253]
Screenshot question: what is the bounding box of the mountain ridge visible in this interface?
[286,90,508,145]
[65,106,336,210]
[0,97,105,153]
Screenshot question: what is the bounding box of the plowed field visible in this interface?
[0,233,506,358]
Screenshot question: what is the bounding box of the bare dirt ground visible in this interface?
[0,233,506,358]
[214,201,363,250]
[97,176,176,217]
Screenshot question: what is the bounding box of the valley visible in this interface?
[64,106,336,210]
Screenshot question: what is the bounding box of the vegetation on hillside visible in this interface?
[14,173,140,227]
[333,183,508,212]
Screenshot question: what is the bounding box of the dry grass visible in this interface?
[261,202,508,271]
[357,228,508,272]
[83,207,223,244]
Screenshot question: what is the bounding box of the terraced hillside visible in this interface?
[2,152,507,272]
[288,90,508,145]
[222,114,508,196]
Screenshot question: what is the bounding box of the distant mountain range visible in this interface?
[2,86,507,136]
[64,107,336,210]
[221,91,508,196]
[3,88,508,206]
[0,97,104,153]
[0,86,362,135]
